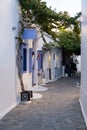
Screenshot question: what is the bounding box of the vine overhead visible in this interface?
[19,0,81,54]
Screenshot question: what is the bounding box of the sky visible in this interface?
[43,0,81,17]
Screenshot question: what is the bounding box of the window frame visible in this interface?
[22,44,27,73]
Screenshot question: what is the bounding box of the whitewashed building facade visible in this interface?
[0,0,53,119]
[80,0,87,126]
[43,47,62,83]
[38,33,62,83]
[0,0,20,119]
[0,0,62,119]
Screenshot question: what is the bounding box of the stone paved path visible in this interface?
[0,76,87,130]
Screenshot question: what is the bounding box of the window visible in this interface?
[22,47,27,72]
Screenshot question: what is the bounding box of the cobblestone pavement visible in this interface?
[0,76,87,130]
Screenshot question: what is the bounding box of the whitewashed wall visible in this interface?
[20,40,33,91]
[37,33,54,50]
[80,0,87,126]
[0,0,19,119]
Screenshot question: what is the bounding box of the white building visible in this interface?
[80,0,87,126]
[43,47,62,83]
[0,0,62,119]
[77,55,81,72]
[38,33,62,83]
[0,0,20,119]
[0,0,36,119]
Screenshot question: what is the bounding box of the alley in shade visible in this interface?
[0,76,86,130]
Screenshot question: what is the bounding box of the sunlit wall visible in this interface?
[0,0,19,119]
[80,0,87,126]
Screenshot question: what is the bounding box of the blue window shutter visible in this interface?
[23,48,27,72]
[29,48,32,73]
[41,53,43,69]
[20,43,27,73]
[38,50,43,71]
[38,52,41,71]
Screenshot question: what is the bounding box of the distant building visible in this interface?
[38,33,62,83]
[77,55,81,72]
[43,47,62,83]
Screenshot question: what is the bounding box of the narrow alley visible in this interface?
[0,76,86,130]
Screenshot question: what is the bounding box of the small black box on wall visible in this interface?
[21,91,30,101]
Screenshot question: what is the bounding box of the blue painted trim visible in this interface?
[20,43,27,73]
[22,28,36,40]
[38,50,43,71]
